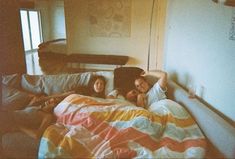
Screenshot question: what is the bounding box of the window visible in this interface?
[20,9,42,52]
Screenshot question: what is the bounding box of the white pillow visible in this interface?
[21,72,93,95]
[20,71,114,96]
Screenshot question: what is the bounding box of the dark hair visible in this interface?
[125,90,138,104]
[88,75,106,98]
[134,76,147,83]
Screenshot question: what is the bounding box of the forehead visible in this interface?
[95,78,104,83]
[135,78,145,84]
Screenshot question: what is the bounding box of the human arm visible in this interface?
[29,91,75,106]
[48,91,75,99]
[143,70,167,91]
[136,93,147,108]
[106,89,119,99]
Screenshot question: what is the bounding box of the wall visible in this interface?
[164,0,235,121]
[36,0,66,41]
[0,0,26,75]
[50,0,66,39]
[64,0,155,69]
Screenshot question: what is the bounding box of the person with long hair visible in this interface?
[77,75,106,98]
[133,70,168,108]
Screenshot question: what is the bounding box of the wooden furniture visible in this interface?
[38,52,128,66]
[38,39,129,73]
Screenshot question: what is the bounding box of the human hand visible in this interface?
[136,93,147,108]
[45,98,60,107]
[29,95,47,106]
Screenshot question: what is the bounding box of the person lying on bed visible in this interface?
[125,89,146,107]
[107,88,146,109]
[133,70,168,108]
[76,75,106,98]
[0,91,74,140]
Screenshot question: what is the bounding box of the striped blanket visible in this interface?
[38,94,207,158]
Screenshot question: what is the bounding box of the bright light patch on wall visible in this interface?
[229,10,235,40]
[88,0,131,38]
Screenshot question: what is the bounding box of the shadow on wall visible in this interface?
[168,70,206,99]
[168,70,194,89]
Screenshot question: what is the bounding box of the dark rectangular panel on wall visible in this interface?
[0,0,26,75]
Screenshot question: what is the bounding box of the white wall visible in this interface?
[64,0,155,69]
[50,0,66,39]
[36,0,66,41]
[164,0,235,121]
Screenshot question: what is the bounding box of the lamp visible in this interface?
[212,0,235,7]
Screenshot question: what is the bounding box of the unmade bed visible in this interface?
[1,67,235,158]
[38,94,206,158]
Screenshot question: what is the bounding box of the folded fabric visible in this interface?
[2,73,22,89]
[1,85,32,111]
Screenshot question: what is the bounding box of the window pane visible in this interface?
[29,11,41,49]
[20,10,31,51]
[25,54,34,74]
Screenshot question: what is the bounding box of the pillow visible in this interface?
[21,74,43,94]
[41,72,92,95]
[21,72,113,96]
[114,67,144,95]
[1,85,32,111]
[21,72,93,95]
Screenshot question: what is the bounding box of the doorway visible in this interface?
[20,9,43,75]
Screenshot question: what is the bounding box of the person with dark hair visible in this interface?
[133,70,168,108]
[78,75,106,98]
[124,89,147,108]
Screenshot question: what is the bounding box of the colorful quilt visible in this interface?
[38,94,207,158]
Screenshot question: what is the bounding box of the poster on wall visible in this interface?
[229,10,235,40]
[88,0,131,38]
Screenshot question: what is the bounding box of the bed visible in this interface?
[1,67,235,158]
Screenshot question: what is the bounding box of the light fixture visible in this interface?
[212,0,235,7]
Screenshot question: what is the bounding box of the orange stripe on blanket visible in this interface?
[43,125,93,158]
[58,113,206,152]
[62,95,195,127]
[58,109,195,130]
[91,110,195,127]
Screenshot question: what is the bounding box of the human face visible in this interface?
[134,78,149,93]
[93,78,105,93]
[126,89,139,102]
